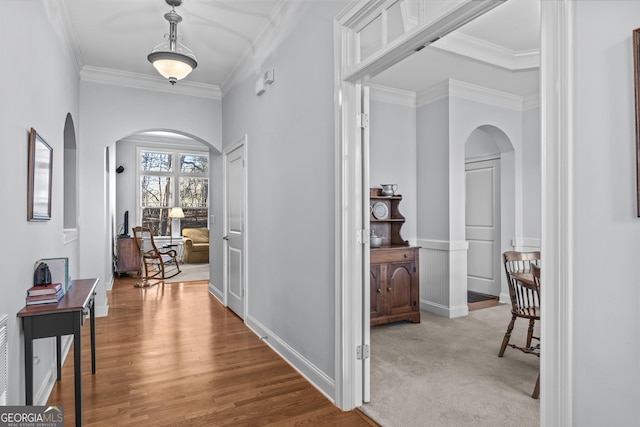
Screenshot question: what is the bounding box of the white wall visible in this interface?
[571,2,640,424]
[522,107,541,242]
[221,0,348,399]
[417,97,451,241]
[415,81,539,317]
[0,0,81,405]
[465,127,500,159]
[370,98,417,243]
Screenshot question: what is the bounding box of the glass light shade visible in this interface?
[148,47,197,82]
[169,207,185,218]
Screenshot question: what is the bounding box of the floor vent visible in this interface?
[0,314,7,405]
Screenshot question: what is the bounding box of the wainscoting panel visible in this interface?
[418,239,469,318]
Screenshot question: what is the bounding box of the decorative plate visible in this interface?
[372,202,389,220]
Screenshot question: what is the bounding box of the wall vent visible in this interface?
[0,314,7,405]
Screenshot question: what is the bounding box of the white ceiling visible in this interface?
[369,0,540,97]
[59,0,539,96]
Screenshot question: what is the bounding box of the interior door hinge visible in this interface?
[356,344,370,360]
[357,229,370,244]
[356,112,369,129]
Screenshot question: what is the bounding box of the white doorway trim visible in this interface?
[540,1,573,425]
[334,1,573,425]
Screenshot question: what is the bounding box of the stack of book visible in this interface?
[26,283,64,305]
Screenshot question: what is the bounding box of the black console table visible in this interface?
[18,278,98,427]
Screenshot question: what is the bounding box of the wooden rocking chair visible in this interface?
[132,226,181,281]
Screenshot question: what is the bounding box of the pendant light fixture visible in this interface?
[148,0,197,85]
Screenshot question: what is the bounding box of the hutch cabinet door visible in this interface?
[385,262,415,316]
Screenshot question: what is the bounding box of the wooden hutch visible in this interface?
[369,187,420,326]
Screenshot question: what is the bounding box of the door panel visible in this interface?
[387,263,413,315]
[465,159,500,296]
[225,141,246,318]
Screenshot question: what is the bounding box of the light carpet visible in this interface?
[164,262,209,283]
[360,304,539,427]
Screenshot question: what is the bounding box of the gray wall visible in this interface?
[0,0,81,404]
[572,2,640,424]
[221,0,348,397]
[370,99,417,243]
[417,98,451,241]
[521,107,541,240]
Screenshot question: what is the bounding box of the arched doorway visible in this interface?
[464,125,515,301]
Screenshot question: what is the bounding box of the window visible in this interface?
[139,149,208,236]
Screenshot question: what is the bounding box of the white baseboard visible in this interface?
[245,315,335,401]
[95,304,109,317]
[499,293,511,304]
[421,300,468,318]
[106,275,114,291]
[208,284,223,303]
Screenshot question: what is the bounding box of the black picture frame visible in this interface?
[27,128,53,221]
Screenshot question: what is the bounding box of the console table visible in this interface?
[17,278,98,427]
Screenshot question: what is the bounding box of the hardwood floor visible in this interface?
[47,276,378,426]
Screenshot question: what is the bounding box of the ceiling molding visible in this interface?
[52,0,84,73]
[416,81,450,107]
[523,93,541,111]
[369,84,416,107]
[449,79,523,110]
[80,66,221,100]
[221,0,304,96]
[119,133,207,151]
[417,79,524,111]
[432,32,540,71]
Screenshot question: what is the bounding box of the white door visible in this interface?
[465,158,500,296]
[224,139,246,318]
[360,84,371,403]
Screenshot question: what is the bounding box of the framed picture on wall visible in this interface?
[633,28,640,216]
[27,127,53,221]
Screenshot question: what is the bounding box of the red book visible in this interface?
[27,283,62,296]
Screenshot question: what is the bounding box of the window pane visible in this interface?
[387,1,406,43]
[180,208,208,233]
[141,175,172,207]
[142,207,170,236]
[180,177,208,207]
[140,151,173,172]
[359,14,382,61]
[180,154,208,173]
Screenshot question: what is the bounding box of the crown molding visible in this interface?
[433,32,540,71]
[449,79,523,110]
[523,93,541,111]
[52,0,84,73]
[416,80,450,107]
[368,84,416,107]
[119,133,207,151]
[417,79,524,111]
[221,0,304,97]
[80,66,221,100]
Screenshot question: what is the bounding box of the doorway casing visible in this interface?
[333,1,573,426]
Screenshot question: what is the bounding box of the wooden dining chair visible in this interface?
[132,226,181,280]
[530,264,541,399]
[499,251,541,399]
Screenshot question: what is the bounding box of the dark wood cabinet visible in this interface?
[369,188,409,246]
[369,187,420,326]
[115,237,140,276]
[370,246,420,326]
